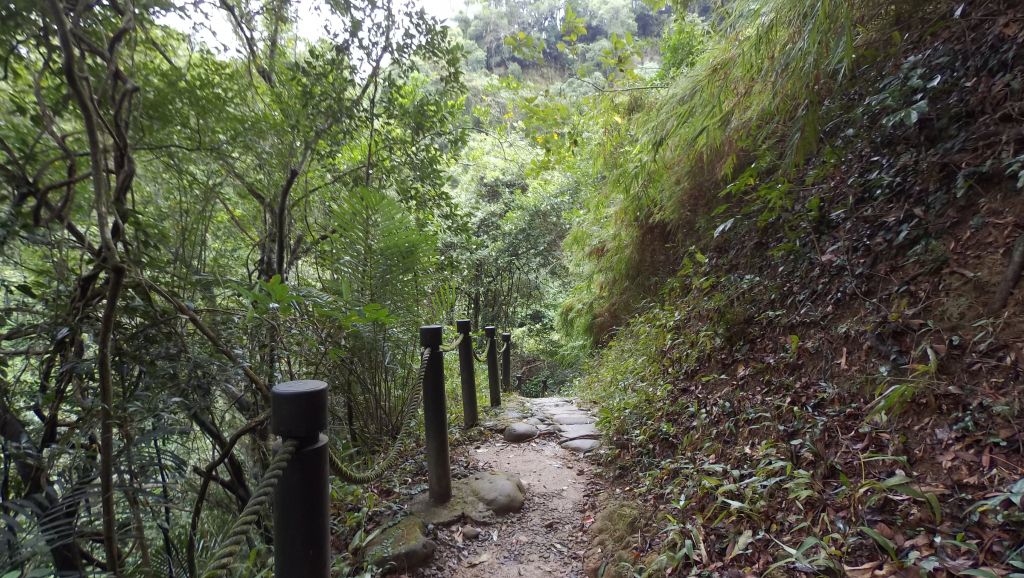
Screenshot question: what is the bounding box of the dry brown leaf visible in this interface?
[875,522,895,539]
[843,560,882,578]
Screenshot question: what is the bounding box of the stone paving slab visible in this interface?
[541,406,574,413]
[525,397,603,451]
[556,423,600,440]
[549,413,596,425]
[561,438,600,453]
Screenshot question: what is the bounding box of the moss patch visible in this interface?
[583,500,642,578]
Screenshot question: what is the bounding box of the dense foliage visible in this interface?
[556,1,1024,576]
[3,0,1023,576]
[1,0,469,574]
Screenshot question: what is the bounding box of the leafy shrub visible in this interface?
[658,13,710,77]
[561,0,925,345]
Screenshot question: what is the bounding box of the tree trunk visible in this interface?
[0,401,87,575]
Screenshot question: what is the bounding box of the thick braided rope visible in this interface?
[473,339,491,363]
[329,347,428,485]
[201,438,299,578]
[496,341,508,354]
[439,332,464,353]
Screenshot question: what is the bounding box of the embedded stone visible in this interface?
[501,410,526,420]
[462,526,481,540]
[409,471,526,525]
[363,516,436,572]
[550,413,596,425]
[561,438,601,453]
[467,471,526,514]
[557,423,600,440]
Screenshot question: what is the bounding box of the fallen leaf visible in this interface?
[843,560,882,578]
[875,522,895,540]
[726,530,754,560]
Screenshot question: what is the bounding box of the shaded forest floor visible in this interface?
[572,2,1024,577]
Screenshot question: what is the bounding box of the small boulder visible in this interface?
[409,471,527,525]
[467,471,526,514]
[363,516,436,572]
[462,526,481,540]
[503,422,538,443]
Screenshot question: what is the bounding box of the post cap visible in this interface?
[484,326,496,337]
[420,325,442,348]
[456,319,472,334]
[501,332,511,342]
[271,380,328,438]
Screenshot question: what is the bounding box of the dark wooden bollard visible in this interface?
[485,325,500,407]
[271,380,329,578]
[420,325,451,503]
[501,332,512,391]
[456,319,478,428]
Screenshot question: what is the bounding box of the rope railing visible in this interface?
[473,339,491,363]
[199,321,512,578]
[439,332,464,353]
[329,347,429,485]
[201,438,299,578]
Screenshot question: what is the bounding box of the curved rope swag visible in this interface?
[496,341,508,354]
[199,348,429,574]
[473,339,491,363]
[329,347,429,485]
[439,332,464,353]
[201,438,299,578]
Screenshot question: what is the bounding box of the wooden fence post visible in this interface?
[272,380,329,578]
[485,325,500,407]
[420,325,451,503]
[456,319,478,428]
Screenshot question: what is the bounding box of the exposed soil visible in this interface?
[414,398,603,578]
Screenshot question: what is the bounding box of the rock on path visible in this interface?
[503,422,539,443]
[493,398,603,453]
[419,397,603,578]
[529,398,603,452]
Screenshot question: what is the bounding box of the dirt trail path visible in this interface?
[417,397,602,578]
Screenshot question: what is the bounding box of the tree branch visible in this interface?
[139,277,271,398]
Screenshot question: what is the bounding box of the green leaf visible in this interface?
[924,492,942,523]
[860,526,897,560]
[959,570,999,578]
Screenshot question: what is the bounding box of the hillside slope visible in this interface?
[577,2,1024,576]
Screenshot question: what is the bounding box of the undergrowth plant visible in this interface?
[561,0,925,345]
